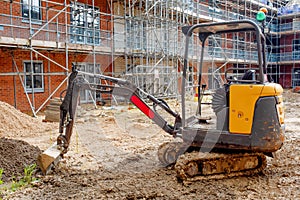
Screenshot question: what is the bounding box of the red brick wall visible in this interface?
[0,1,113,113]
[0,48,64,112]
[0,2,10,15]
[0,47,113,113]
[279,65,292,88]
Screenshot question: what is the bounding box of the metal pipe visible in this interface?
[90,0,97,108]
[35,74,70,113]
[11,51,36,116]
[12,53,17,108]
[181,33,190,127]
[28,0,36,116]
[9,0,13,36]
[0,72,65,76]
[47,52,51,97]
[29,5,70,40]
[29,48,69,71]
[29,51,36,116]
[196,41,206,116]
[64,0,69,89]
[110,0,114,77]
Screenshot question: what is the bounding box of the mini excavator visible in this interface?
[38,19,285,182]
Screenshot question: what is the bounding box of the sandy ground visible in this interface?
[0,90,299,199]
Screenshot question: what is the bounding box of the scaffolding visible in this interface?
[0,0,299,113]
[112,0,295,93]
[0,0,115,115]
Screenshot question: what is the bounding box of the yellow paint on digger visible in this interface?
[229,83,284,134]
[229,84,263,134]
[37,142,63,175]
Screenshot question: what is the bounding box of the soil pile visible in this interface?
[0,138,41,181]
[0,101,52,181]
[0,101,55,137]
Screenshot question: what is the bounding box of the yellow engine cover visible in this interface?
[229,83,283,134]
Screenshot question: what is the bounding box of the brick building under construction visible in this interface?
[0,0,299,114]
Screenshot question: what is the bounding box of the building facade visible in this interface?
[0,0,299,114]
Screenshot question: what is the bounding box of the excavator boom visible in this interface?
[38,67,182,174]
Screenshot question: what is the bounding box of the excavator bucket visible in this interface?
[37,142,63,175]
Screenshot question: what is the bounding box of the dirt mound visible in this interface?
[0,138,41,181]
[0,101,55,137]
[0,101,52,181]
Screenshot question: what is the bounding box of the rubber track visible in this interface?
[175,151,267,183]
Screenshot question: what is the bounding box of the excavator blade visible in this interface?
[37,142,63,175]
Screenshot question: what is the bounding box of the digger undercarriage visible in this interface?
[176,151,267,182]
[158,141,267,182]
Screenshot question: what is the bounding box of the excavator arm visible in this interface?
[38,67,182,174]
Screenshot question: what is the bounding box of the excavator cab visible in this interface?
[178,20,284,149]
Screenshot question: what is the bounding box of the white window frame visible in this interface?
[292,68,300,87]
[21,0,42,22]
[293,39,300,51]
[23,61,44,93]
[70,2,101,45]
[126,19,146,50]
